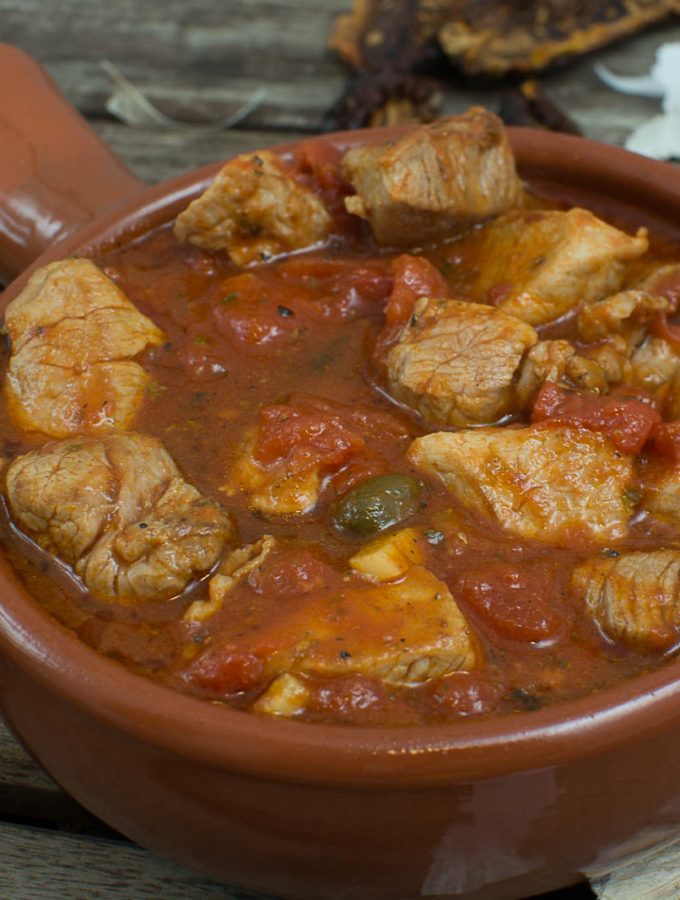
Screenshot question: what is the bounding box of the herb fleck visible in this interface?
[508,688,543,711]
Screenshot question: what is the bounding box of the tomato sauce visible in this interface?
[2,151,680,726]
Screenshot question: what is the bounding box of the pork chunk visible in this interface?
[577,290,669,346]
[4,259,165,438]
[349,527,424,582]
[184,535,276,623]
[465,209,648,326]
[409,424,635,547]
[631,337,680,391]
[174,150,331,265]
[572,550,680,652]
[342,108,523,246]
[5,434,234,603]
[387,297,537,426]
[188,565,479,692]
[515,339,609,409]
[643,461,680,526]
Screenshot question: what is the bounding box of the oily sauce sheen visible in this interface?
[2,146,680,725]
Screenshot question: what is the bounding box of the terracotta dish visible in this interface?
[5,43,680,900]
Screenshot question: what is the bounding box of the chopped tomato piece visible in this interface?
[279,258,393,321]
[255,404,367,469]
[651,421,680,462]
[652,312,680,352]
[532,382,661,454]
[419,673,504,718]
[288,140,358,233]
[457,560,564,643]
[253,395,410,492]
[385,254,452,325]
[184,645,265,695]
[311,674,389,718]
[248,548,338,600]
[328,458,389,497]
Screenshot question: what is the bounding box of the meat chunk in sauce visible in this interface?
[572,550,680,652]
[174,150,332,265]
[631,336,680,394]
[342,108,523,246]
[5,434,234,604]
[387,298,537,426]
[577,290,670,346]
[643,459,680,526]
[461,209,648,326]
[4,259,165,438]
[349,527,425,582]
[515,339,609,408]
[184,565,479,696]
[185,535,276,624]
[409,423,636,548]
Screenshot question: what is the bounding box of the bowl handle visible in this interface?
[0,44,146,284]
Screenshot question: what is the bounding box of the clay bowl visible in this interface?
[3,43,680,900]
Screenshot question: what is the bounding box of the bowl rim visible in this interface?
[3,125,680,788]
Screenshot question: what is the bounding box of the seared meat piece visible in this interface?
[582,336,633,386]
[349,527,425,582]
[573,289,674,392]
[342,109,523,246]
[252,673,311,718]
[577,290,670,345]
[186,565,479,692]
[174,150,331,266]
[409,423,635,547]
[5,434,234,603]
[572,550,680,652]
[633,262,680,300]
[463,209,648,326]
[643,461,680,526]
[631,337,680,391]
[515,339,608,409]
[4,259,165,438]
[387,297,537,426]
[184,535,276,623]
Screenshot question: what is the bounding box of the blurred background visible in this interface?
[4,0,680,184]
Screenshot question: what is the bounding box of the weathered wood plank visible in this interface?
[0,721,110,831]
[0,820,270,899]
[0,720,55,794]
[88,123,308,184]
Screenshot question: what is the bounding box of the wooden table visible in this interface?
[3,2,680,897]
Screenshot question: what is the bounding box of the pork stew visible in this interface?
[3,109,680,725]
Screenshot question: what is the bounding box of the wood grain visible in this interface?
[0,821,267,899]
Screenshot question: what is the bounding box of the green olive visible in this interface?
[335,474,420,535]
